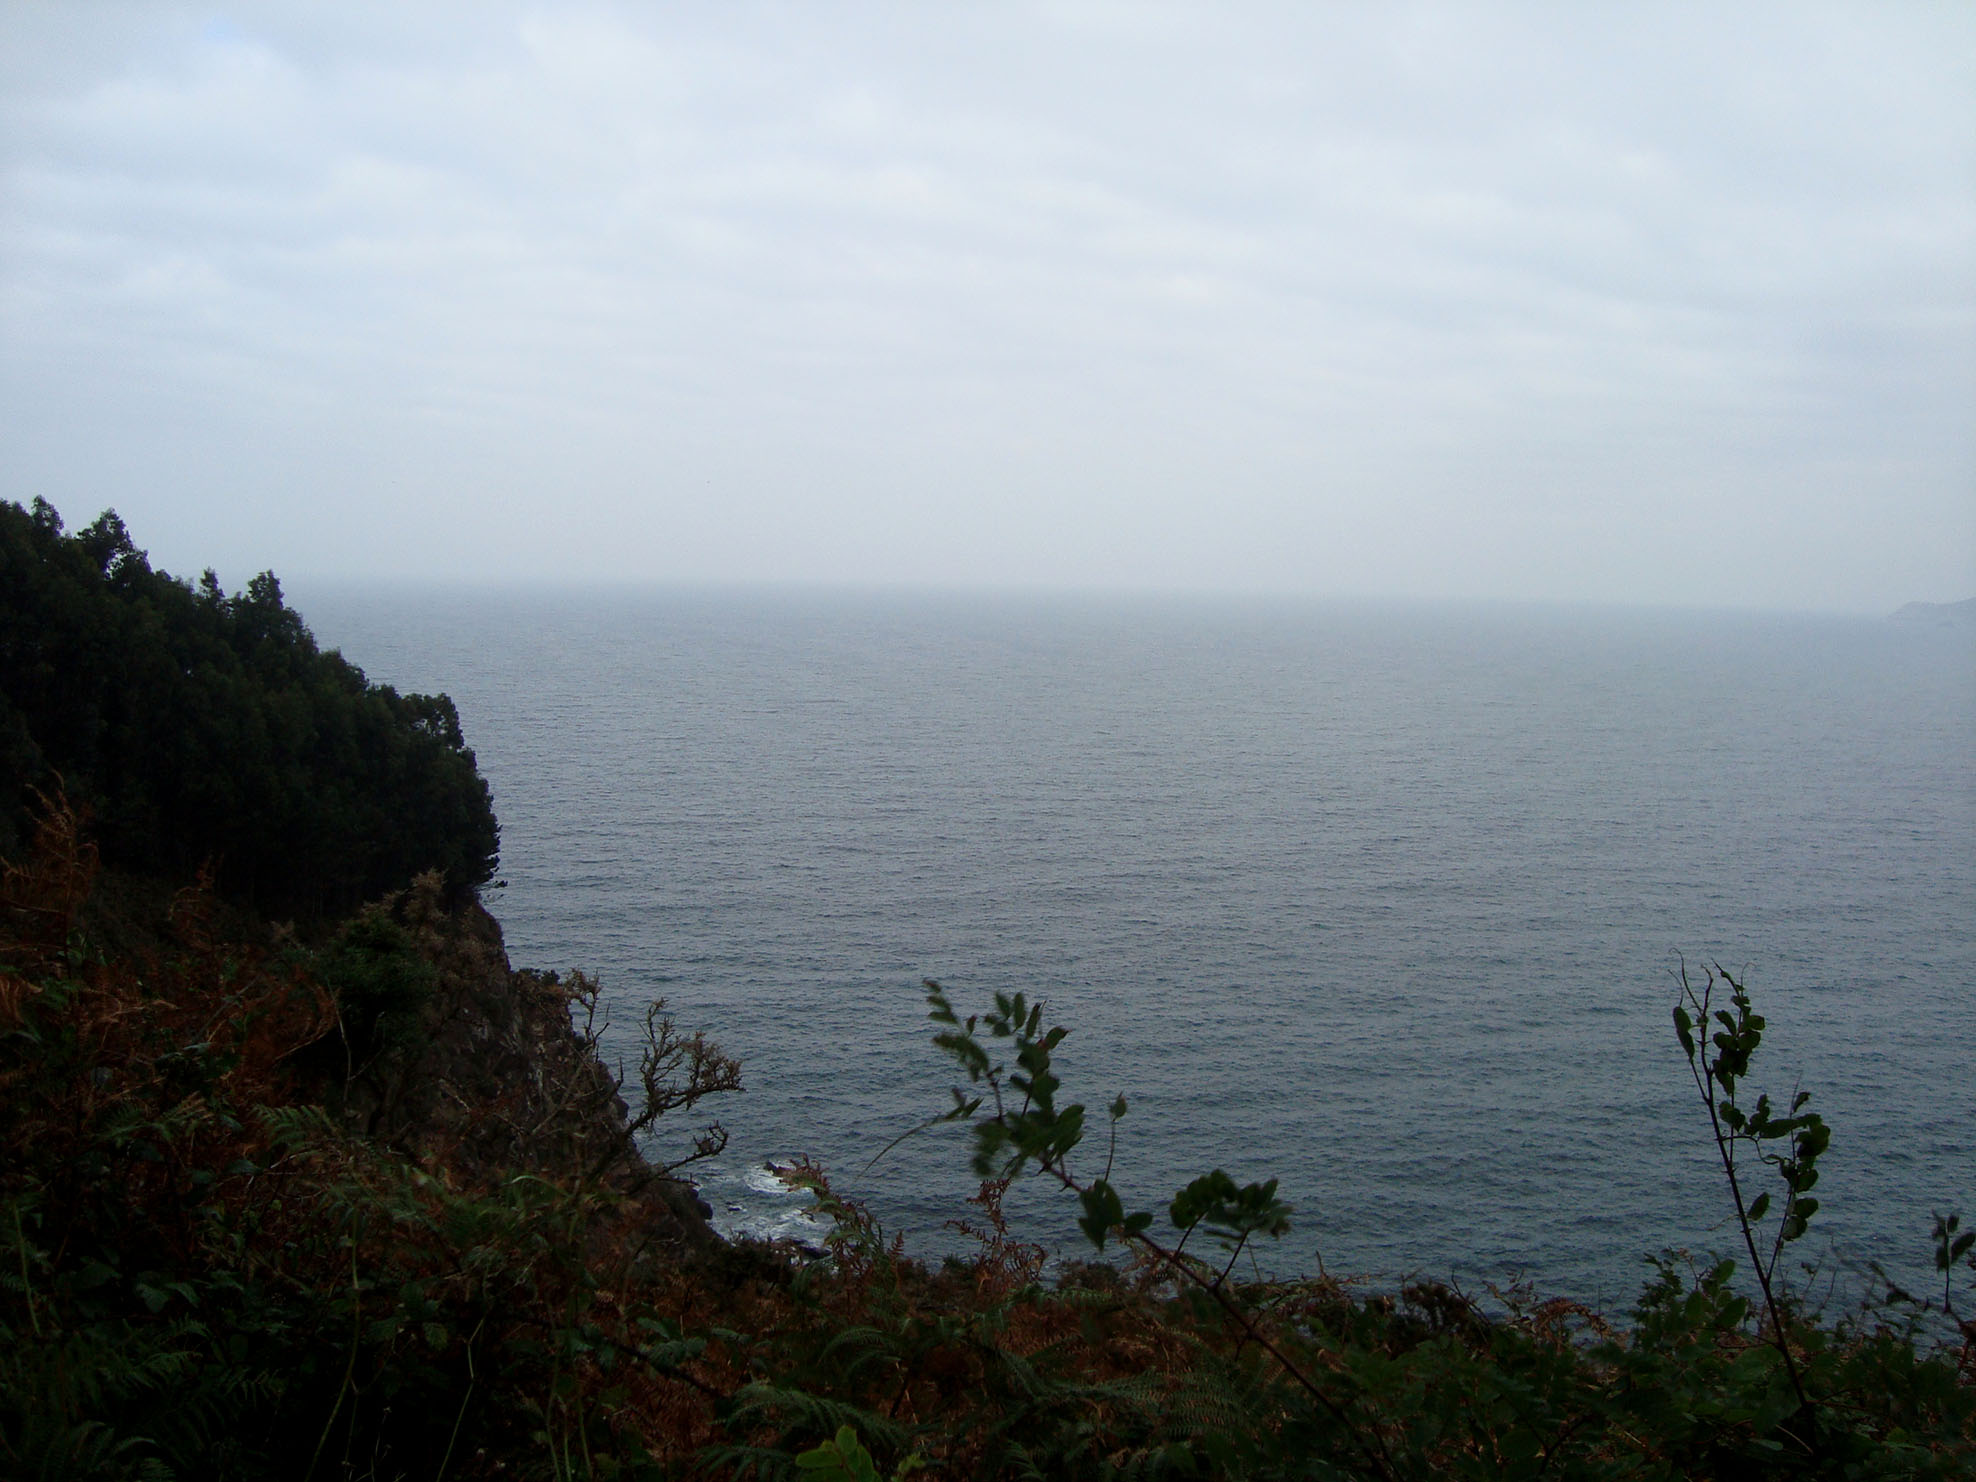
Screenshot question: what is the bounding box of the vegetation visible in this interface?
[3,789,1971,1479]
[0,799,732,1480]
[0,507,1970,1476]
[0,499,497,920]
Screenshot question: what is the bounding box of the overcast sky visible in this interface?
[2,3,1971,609]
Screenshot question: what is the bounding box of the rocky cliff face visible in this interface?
[331,875,721,1251]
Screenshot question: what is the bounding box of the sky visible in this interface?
[1,2,1972,610]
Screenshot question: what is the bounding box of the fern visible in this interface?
[814,1323,911,1388]
[720,1382,912,1455]
[695,1442,806,1482]
[0,1316,279,1482]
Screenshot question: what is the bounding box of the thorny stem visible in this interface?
[434,1313,487,1482]
[305,1234,364,1482]
[13,1205,40,1339]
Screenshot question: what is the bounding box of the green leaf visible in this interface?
[795,1425,883,1482]
[1169,1170,1292,1249]
[1078,1179,1126,1250]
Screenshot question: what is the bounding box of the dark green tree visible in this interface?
[0,498,498,919]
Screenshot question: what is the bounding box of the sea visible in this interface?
[293,588,1975,1312]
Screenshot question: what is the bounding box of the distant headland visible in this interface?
[1889,597,1976,630]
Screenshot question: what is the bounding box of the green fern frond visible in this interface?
[695,1441,804,1481]
[815,1322,904,1378]
[722,1382,911,1454]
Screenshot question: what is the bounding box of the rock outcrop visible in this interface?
[330,875,723,1251]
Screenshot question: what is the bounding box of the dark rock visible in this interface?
[329,873,722,1253]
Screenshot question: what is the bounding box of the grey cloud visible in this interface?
[1,0,1970,605]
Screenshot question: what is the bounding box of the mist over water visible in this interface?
[297,589,1975,1308]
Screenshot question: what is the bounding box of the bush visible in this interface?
[311,908,439,1068]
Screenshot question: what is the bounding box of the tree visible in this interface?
[0,499,499,919]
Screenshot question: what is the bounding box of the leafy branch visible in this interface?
[1672,961,1828,1439]
[913,980,1398,1481]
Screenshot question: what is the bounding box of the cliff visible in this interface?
[323,873,723,1250]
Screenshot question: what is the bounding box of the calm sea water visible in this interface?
[295,588,1974,1308]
